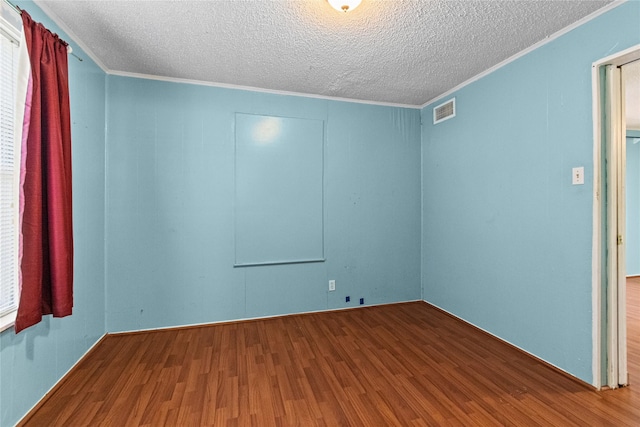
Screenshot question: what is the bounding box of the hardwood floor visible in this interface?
[20,290,640,426]
[628,277,640,386]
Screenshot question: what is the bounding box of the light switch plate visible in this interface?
[572,167,584,185]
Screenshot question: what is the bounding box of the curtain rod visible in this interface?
[2,0,83,62]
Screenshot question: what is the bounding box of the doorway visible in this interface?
[624,59,640,388]
[592,45,640,390]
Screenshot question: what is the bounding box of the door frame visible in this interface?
[592,44,640,389]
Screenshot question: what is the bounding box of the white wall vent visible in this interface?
[433,98,456,124]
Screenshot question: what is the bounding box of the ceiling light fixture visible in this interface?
[327,0,362,13]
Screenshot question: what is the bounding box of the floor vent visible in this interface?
[433,98,456,124]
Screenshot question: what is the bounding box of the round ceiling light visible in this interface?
[327,0,362,12]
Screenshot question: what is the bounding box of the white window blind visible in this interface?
[0,23,20,328]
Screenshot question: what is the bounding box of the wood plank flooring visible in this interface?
[20,285,640,426]
[628,276,640,386]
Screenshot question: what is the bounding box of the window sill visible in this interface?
[0,311,16,333]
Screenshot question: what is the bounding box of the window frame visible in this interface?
[0,10,22,332]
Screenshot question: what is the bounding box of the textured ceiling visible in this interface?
[35,0,614,107]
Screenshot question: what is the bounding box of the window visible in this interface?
[0,14,21,332]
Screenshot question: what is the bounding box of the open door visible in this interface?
[604,64,627,388]
[605,60,640,388]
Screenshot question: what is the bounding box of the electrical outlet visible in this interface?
[329,280,336,291]
[346,296,350,302]
[359,298,364,305]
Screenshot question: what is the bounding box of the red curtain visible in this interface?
[15,11,73,333]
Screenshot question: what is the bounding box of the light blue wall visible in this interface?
[0,2,107,426]
[104,76,422,332]
[421,2,640,384]
[628,132,640,276]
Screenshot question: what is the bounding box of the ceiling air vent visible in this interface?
[433,98,456,124]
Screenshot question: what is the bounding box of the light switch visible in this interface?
[572,167,584,185]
